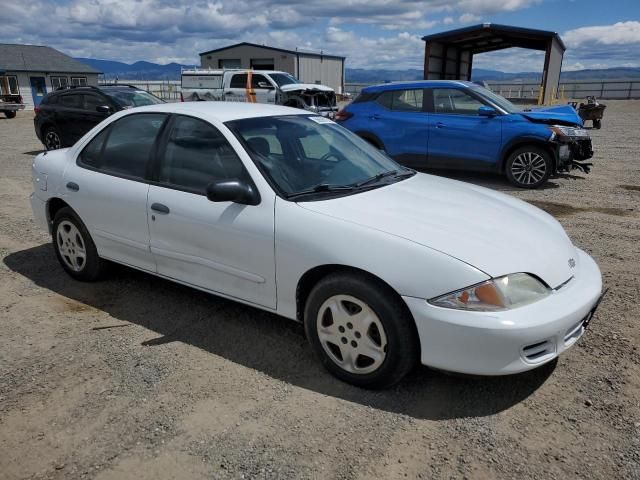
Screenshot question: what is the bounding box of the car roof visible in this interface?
[362,80,475,93]
[123,101,309,122]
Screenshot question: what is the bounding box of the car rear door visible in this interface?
[57,93,86,145]
[426,87,502,170]
[364,89,429,167]
[64,112,168,271]
[225,73,249,103]
[146,114,277,309]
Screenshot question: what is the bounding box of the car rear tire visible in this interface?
[593,119,601,129]
[44,126,63,150]
[304,272,418,388]
[505,146,552,189]
[4,111,16,119]
[52,207,107,281]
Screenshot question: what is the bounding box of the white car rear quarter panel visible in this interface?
[274,198,490,320]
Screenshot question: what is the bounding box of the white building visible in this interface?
[0,44,101,110]
[199,42,346,93]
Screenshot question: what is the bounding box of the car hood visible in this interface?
[299,173,577,288]
[279,83,334,93]
[518,104,583,126]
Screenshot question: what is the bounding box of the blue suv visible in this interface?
[336,81,593,188]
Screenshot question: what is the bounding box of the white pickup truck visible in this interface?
[181,69,338,118]
[0,76,25,118]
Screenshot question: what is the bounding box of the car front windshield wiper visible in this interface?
[354,169,415,188]
[286,184,356,200]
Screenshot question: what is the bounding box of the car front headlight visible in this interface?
[548,125,589,140]
[429,273,550,312]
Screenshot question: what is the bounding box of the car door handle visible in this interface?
[370,114,381,120]
[66,182,79,192]
[435,122,445,129]
[150,203,170,214]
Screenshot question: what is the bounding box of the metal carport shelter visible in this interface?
[422,24,565,104]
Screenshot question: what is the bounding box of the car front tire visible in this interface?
[4,111,16,119]
[505,146,552,189]
[52,207,107,281]
[304,272,418,388]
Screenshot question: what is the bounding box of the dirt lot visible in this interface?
[1,102,639,480]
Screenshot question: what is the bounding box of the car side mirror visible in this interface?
[478,106,498,117]
[96,105,112,114]
[257,82,273,89]
[205,179,260,205]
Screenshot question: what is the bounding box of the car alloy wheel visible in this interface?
[45,129,62,150]
[510,151,547,186]
[56,220,87,272]
[316,294,388,374]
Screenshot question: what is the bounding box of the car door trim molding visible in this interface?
[150,246,266,284]
[93,229,150,251]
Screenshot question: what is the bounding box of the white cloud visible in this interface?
[0,0,636,72]
[563,21,640,47]
[459,13,481,24]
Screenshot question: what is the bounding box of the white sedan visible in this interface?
[30,102,604,388]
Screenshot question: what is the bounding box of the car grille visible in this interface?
[521,340,555,363]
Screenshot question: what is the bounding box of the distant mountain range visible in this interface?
[76,57,640,83]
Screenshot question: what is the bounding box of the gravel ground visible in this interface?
[0,103,639,480]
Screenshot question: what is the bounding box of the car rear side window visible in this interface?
[158,115,249,195]
[432,88,484,115]
[79,127,109,168]
[230,74,248,88]
[78,113,167,180]
[376,89,424,112]
[59,94,82,109]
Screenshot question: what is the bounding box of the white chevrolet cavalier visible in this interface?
[30,102,604,388]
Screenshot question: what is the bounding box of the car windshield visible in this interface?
[471,86,518,113]
[269,73,300,87]
[226,115,412,200]
[108,89,165,108]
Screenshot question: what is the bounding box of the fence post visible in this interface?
[600,82,604,98]
[629,82,633,100]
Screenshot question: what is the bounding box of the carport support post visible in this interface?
[541,37,563,105]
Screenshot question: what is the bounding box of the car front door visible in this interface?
[366,89,429,167]
[65,112,168,271]
[80,93,112,133]
[426,87,502,170]
[147,114,276,309]
[250,73,276,104]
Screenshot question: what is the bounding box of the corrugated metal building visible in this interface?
[0,44,101,110]
[199,42,346,93]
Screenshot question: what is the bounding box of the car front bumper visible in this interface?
[403,248,603,375]
[30,193,49,233]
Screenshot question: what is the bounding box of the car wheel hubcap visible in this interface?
[56,221,87,272]
[316,295,387,374]
[45,131,61,150]
[511,152,546,185]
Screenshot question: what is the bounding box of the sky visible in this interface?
[0,0,639,72]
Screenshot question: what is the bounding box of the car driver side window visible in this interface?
[158,115,249,195]
[432,88,484,115]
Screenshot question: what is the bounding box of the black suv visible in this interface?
[34,85,164,150]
